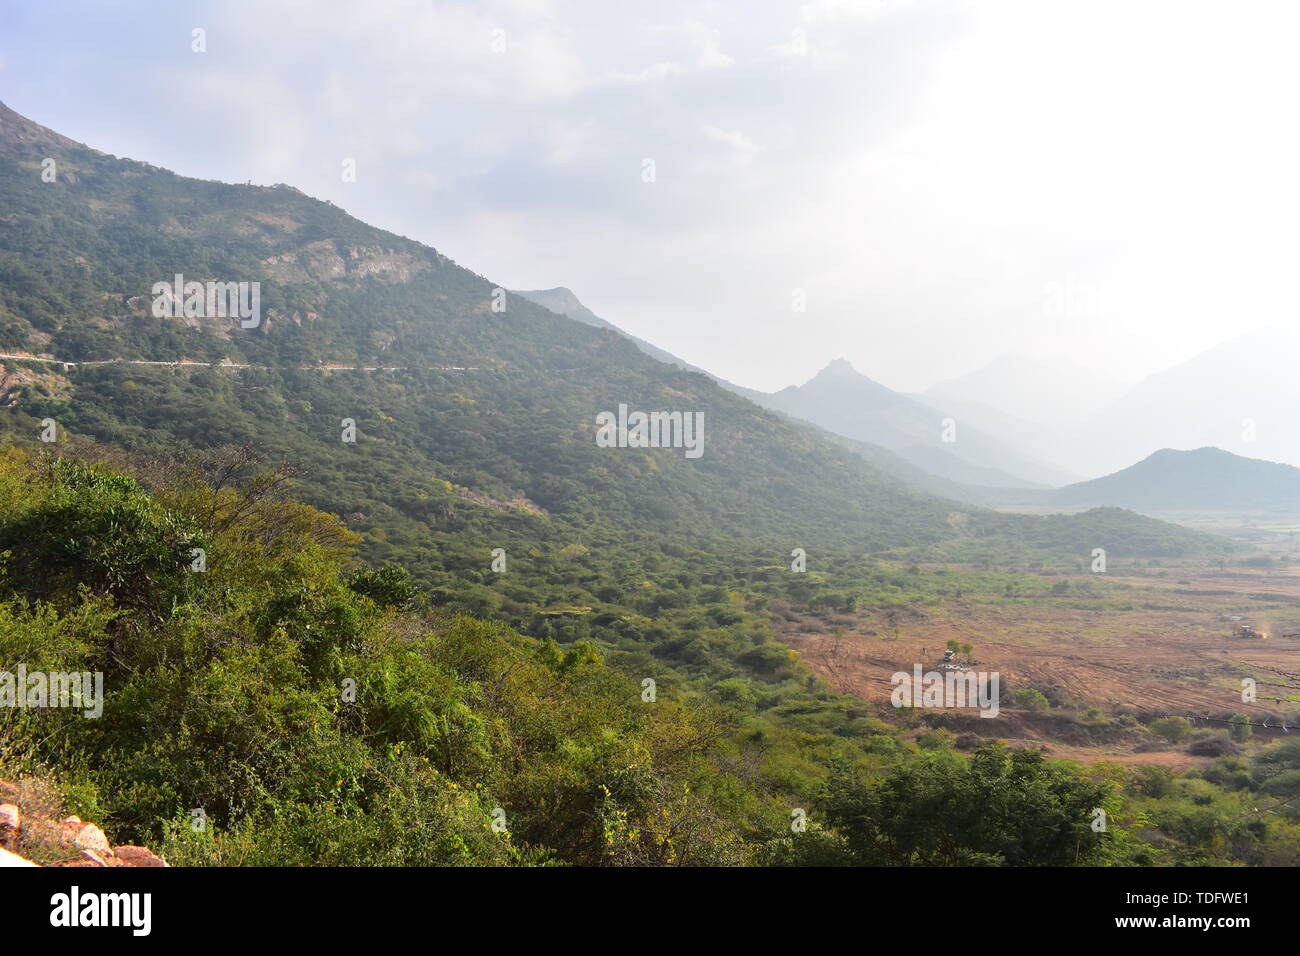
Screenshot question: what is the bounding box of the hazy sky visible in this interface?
[3,0,1298,393]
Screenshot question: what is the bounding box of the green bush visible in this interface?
[1229,713,1252,743]
[0,457,204,617]
[1014,688,1050,712]
[1151,717,1192,744]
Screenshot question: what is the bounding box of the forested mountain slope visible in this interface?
[0,101,1234,626]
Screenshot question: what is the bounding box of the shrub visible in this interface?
[1229,713,1252,743]
[1188,734,1239,758]
[1150,717,1192,744]
[0,458,204,617]
[1014,688,1050,712]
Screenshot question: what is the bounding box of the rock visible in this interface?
[0,803,17,849]
[68,823,110,854]
[0,783,164,869]
[113,845,168,868]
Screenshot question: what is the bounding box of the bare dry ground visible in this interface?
[777,565,1300,764]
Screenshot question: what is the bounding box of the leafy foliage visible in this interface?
[0,448,1294,866]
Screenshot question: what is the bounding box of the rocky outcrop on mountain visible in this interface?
[262,239,430,285]
[0,364,74,406]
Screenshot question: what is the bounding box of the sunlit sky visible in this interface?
[3,0,1297,392]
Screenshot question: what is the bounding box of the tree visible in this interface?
[1151,717,1192,744]
[1229,712,1252,743]
[1014,688,1050,712]
[346,564,423,610]
[0,458,204,618]
[811,744,1113,866]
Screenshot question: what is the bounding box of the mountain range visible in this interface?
[0,101,1241,591]
[514,288,1078,489]
[519,282,1300,513]
[748,358,1078,488]
[914,338,1300,481]
[1076,327,1300,476]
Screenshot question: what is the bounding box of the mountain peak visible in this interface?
[525,286,579,305]
[512,286,603,327]
[1146,446,1229,461]
[815,357,861,380]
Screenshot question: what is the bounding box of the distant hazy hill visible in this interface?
[1077,328,1300,475]
[513,290,1082,491]
[1050,447,1300,514]
[926,352,1132,427]
[929,336,1300,480]
[511,298,1298,519]
[751,359,1076,488]
[922,353,1130,480]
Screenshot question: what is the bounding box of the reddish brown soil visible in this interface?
[777,567,1300,762]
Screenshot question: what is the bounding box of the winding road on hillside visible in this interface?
[0,352,485,371]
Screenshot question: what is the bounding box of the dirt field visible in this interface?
[777,566,1300,763]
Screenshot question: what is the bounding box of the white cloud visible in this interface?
[702,125,762,166]
[800,0,909,23]
[681,20,734,68]
[604,61,688,84]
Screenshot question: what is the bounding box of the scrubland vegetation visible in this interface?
[2,445,1297,866]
